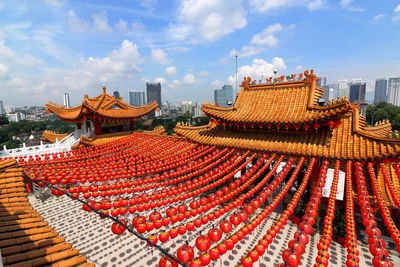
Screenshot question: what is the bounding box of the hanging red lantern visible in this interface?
[220,220,233,233]
[176,244,194,263]
[158,256,178,267]
[195,235,211,252]
[208,228,223,242]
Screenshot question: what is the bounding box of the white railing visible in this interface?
[0,133,80,159]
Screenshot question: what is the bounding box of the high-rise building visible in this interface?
[129,91,145,107]
[388,77,400,106]
[338,80,349,99]
[349,82,366,103]
[317,77,327,87]
[146,82,162,118]
[214,85,233,108]
[193,102,202,118]
[374,79,388,104]
[113,91,120,98]
[181,101,193,115]
[0,100,4,114]
[5,106,14,113]
[63,93,70,108]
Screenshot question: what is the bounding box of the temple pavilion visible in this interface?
[45,85,158,142]
[2,70,400,267]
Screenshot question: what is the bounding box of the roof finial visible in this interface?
[102,83,106,93]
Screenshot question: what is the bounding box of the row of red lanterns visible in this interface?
[353,162,393,267]
[314,160,341,267]
[344,161,360,267]
[281,159,329,267]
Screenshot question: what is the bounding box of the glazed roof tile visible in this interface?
[46,86,158,121]
[0,159,94,267]
[202,75,351,124]
[40,130,69,143]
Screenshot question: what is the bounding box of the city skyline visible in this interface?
[0,1,400,107]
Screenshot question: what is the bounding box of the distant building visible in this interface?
[0,100,3,114]
[214,85,233,108]
[338,80,349,99]
[374,79,388,104]
[193,102,202,118]
[113,91,120,98]
[317,77,327,87]
[5,106,14,114]
[129,91,145,107]
[349,81,366,103]
[146,82,162,117]
[63,93,71,108]
[181,101,193,115]
[388,77,400,106]
[7,112,24,122]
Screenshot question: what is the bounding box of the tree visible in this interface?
[0,114,9,125]
[366,102,400,130]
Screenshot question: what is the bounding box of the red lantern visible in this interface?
[195,235,211,252]
[208,228,223,242]
[176,245,194,263]
[158,256,178,267]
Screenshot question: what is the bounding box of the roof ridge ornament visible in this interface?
[241,77,251,90]
[304,69,317,86]
[102,84,106,93]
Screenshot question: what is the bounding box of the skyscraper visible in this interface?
[0,100,3,114]
[388,77,400,106]
[214,85,233,108]
[349,82,366,103]
[146,82,162,117]
[193,102,202,118]
[129,91,145,107]
[374,79,388,104]
[63,93,70,108]
[181,101,193,115]
[338,80,349,98]
[317,77,327,87]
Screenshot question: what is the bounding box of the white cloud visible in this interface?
[0,63,10,80]
[211,80,224,88]
[295,65,305,71]
[114,19,129,32]
[197,71,209,76]
[249,0,294,12]
[250,0,326,12]
[183,73,195,84]
[307,0,325,10]
[166,24,194,41]
[340,0,364,12]
[154,77,167,85]
[177,0,247,41]
[92,13,113,34]
[168,79,181,89]
[373,14,385,21]
[67,10,89,32]
[227,58,287,84]
[0,34,43,66]
[394,4,400,22]
[165,66,177,75]
[233,23,294,58]
[151,49,169,64]
[46,0,64,8]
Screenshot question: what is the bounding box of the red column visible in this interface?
[94,121,102,135]
[130,120,135,131]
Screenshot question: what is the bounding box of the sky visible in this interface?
[0,0,400,107]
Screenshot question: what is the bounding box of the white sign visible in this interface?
[322,168,346,201]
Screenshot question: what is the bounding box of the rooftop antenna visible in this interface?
[235,53,238,96]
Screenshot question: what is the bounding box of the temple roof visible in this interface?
[76,131,134,147]
[0,159,93,266]
[202,71,351,125]
[40,130,69,143]
[175,71,400,160]
[46,86,158,121]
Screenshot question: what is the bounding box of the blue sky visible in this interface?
[0,0,400,106]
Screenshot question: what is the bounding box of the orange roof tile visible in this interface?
[46,86,158,121]
[77,131,134,147]
[0,159,94,267]
[40,130,69,143]
[202,71,351,124]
